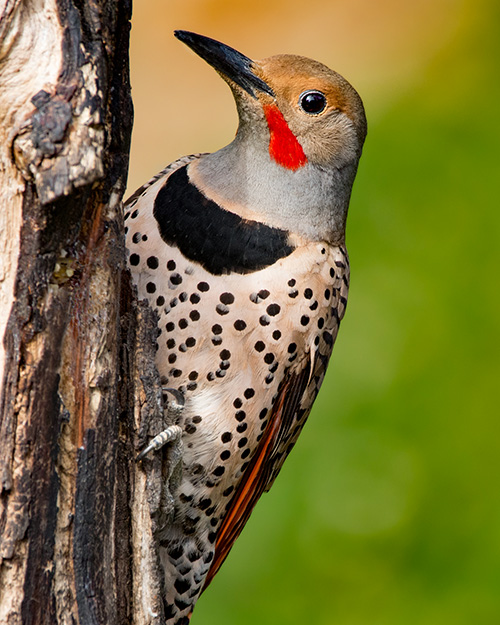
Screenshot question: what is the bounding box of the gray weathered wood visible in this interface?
[0,2,173,623]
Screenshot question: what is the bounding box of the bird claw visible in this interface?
[161,387,185,412]
[136,387,185,461]
[136,424,183,461]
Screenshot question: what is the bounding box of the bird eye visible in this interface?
[299,90,327,115]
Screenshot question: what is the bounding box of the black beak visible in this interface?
[174,30,274,99]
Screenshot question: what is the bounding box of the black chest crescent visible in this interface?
[153,165,295,275]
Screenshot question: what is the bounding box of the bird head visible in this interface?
[174,30,367,242]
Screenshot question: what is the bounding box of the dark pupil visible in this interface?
[301,92,326,114]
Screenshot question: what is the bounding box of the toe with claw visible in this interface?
[137,387,185,461]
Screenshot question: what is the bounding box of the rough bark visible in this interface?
[0,2,172,624]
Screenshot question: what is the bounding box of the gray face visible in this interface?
[186,51,365,244]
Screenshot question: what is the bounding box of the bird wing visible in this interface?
[202,357,313,590]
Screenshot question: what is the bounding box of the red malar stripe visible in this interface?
[263,104,307,171]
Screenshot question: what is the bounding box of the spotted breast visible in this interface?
[125,153,349,623]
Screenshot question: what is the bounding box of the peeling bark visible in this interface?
[0,2,171,624]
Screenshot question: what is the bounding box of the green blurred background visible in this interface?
[128,1,500,623]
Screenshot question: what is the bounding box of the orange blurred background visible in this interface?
[128,0,467,193]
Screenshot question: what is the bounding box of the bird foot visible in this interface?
[137,387,185,461]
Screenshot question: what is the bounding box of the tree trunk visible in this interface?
[0,2,171,623]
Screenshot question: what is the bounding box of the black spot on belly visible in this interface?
[187,550,202,562]
[170,545,184,560]
[153,165,295,275]
[323,330,334,346]
[174,578,191,594]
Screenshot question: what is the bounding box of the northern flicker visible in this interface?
[126,30,366,624]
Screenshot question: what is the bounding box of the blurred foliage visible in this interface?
[129,0,500,623]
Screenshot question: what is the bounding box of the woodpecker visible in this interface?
[126,30,366,624]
